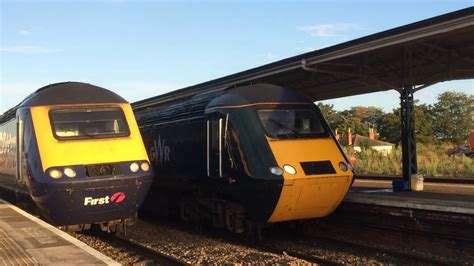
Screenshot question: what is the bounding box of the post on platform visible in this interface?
[393,84,418,191]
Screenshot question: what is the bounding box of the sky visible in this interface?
[1,0,473,113]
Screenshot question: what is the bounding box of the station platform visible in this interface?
[0,199,118,265]
[345,179,474,214]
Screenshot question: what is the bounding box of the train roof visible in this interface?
[207,84,311,109]
[136,84,312,128]
[0,82,127,124]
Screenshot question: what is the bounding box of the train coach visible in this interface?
[0,82,153,232]
[135,84,353,233]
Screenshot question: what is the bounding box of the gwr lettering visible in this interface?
[150,135,170,165]
[84,196,110,206]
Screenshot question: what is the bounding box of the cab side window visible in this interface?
[207,114,223,178]
[16,112,32,183]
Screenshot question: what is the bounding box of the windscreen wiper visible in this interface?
[83,133,98,138]
[268,118,301,137]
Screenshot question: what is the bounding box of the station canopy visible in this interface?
[133,7,474,110]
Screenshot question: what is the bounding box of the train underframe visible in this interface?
[61,214,137,234]
[180,196,257,234]
[142,181,281,237]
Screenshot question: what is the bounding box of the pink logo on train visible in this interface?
[110,192,126,203]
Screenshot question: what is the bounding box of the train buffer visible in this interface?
[0,199,118,265]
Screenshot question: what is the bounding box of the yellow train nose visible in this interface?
[265,137,353,223]
[268,175,352,222]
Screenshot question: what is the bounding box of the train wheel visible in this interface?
[224,203,246,233]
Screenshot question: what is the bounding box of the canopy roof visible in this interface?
[134,7,474,110]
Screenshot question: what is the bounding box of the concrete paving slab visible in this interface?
[0,199,119,265]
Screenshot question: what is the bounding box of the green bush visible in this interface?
[345,144,473,177]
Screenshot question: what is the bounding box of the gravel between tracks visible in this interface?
[70,230,157,265]
[125,220,309,264]
[72,218,439,265]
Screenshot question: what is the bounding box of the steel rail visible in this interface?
[114,234,190,266]
[241,230,445,265]
[253,243,343,266]
[86,230,191,266]
[302,234,447,265]
[355,174,474,184]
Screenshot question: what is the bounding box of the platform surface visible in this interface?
[346,179,474,214]
[0,199,118,265]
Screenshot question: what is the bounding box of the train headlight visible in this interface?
[140,162,150,172]
[49,169,63,179]
[339,162,348,172]
[130,163,140,173]
[64,167,76,178]
[269,166,283,176]
[283,164,297,175]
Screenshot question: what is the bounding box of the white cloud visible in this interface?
[19,30,31,36]
[0,45,60,54]
[299,23,362,38]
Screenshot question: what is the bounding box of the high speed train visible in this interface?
[0,82,153,232]
[135,84,353,233]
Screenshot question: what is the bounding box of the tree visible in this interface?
[376,112,400,144]
[431,92,473,145]
[349,106,384,127]
[413,103,435,144]
[316,103,340,129]
[337,106,382,136]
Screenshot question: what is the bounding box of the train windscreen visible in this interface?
[50,107,129,139]
[257,109,327,139]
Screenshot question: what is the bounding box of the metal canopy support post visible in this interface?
[393,84,418,191]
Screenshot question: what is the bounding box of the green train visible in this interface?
[135,84,353,233]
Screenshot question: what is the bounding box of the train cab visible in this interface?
[0,82,153,231]
[205,84,354,224]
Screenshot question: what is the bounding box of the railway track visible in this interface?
[313,203,474,264]
[355,174,474,184]
[79,230,190,265]
[4,174,473,264]
[121,217,431,264]
[149,218,432,265]
[255,245,342,266]
[114,237,189,265]
[300,234,447,265]
[235,228,445,265]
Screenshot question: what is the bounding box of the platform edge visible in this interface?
[0,199,120,266]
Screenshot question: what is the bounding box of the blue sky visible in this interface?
[1,0,472,113]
